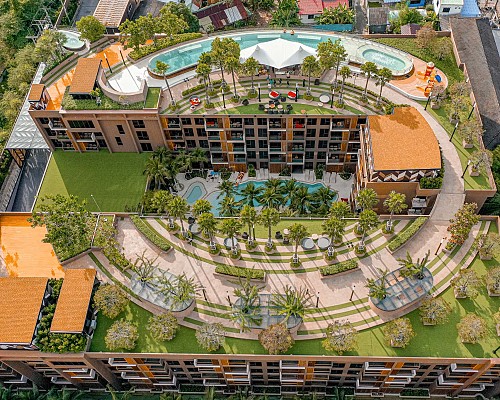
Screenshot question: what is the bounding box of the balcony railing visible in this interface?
[49,120,66,130]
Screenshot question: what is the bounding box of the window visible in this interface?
[247,151,256,158]
[442,6,450,11]
[186,140,196,148]
[117,125,125,134]
[318,140,328,148]
[136,131,149,141]
[184,128,194,136]
[244,118,253,125]
[181,118,190,125]
[305,152,314,160]
[258,140,268,148]
[140,142,153,151]
[317,152,326,159]
[68,120,94,129]
[259,151,268,158]
[258,128,267,137]
[194,118,204,125]
[257,118,267,126]
[245,128,255,137]
[307,118,316,125]
[199,140,209,148]
[320,118,330,126]
[196,128,207,136]
[319,129,329,137]
[308,14,315,19]
[132,120,146,128]
[45,128,56,137]
[247,140,256,149]
[115,137,123,146]
[39,118,49,124]
[306,140,315,149]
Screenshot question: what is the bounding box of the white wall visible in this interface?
[300,14,319,24]
[433,0,463,15]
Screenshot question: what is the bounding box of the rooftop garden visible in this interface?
[61,88,145,111]
[144,87,162,109]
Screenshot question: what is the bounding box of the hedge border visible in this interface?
[319,259,358,277]
[387,216,428,252]
[130,215,171,252]
[214,265,265,280]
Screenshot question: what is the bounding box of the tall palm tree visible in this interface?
[240,205,257,245]
[357,210,379,251]
[356,188,378,211]
[217,180,236,199]
[283,179,299,204]
[258,207,280,248]
[46,388,84,400]
[164,160,181,190]
[322,216,347,256]
[360,61,378,99]
[240,182,262,207]
[329,201,352,219]
[241,56,260,93]
[198,52,213,86]
[225,56,240,98]
[288,223,309,263]
[264,178,283,191]
[167,196,190,235]
[144,156,167,189]
[210,37,227,84]
[312,186,337,216]
[383,191,407,231]
[192,199,212,218]
[196,62,212,104]
[155,60,175,105]
[177,150,194,173]
[366,268,389,300]
[198,212,218,248]
[375,67,392,106]
[301,55,320,96]
[219,218,242,255]
[190,148,209,175]
[219,195,240,217]
[332,39,348,87]
[259,187,284,209]
[338,65,352,105]
[290,186,313,215]
[152,145,172,163]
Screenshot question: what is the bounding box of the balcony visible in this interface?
[208,133,221,140]
[74,133,96,143]
[64,369,96,380]
[228,134,244,141]
[269,147,284,153]
[211,157,228,164]
[270,156,286,163]
[233,157,246,163]
[108,358,137,367]
[205,120,220,130]
[289,145,304,152]
[49,120,67,130]
[292,135,305,141]
[230,122,243,128]
[231,146,245,153]
[269,134,285,141]
[331,121,347,130]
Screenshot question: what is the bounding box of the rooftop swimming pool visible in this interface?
[148,30,413,77]
[59,30,86,51]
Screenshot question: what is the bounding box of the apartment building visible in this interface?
[0,353,499,397]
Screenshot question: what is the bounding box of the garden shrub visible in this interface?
[320,260,358,276]
[49,278,63,301]
[182,79,223,97]
[419,176,443,189]
[129,33,203,60]
[130,215,171,251]
[215,265,265,280]
[387,217,427,252]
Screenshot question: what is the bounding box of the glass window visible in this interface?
[115,137,123,146]
[68,120,94,129]
[132,120,146,128]
[117,124,125,134]
[140,142,153,151]
[184,128,194,136]
[247,140,256,149]
[136,131,149,141]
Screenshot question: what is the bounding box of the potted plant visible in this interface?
[398,251,430,280]
[451,269,481,299]
[366,268,389,300]
[430,85,446,110]
[457,119,482,149]
[486,267,500,297]
[469,150,492,177]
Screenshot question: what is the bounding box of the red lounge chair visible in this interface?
[288,91,297,100]
[269,90,280,99]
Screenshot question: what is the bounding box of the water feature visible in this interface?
[184,182,207,204]
[361,49,407,71]
[59,30,86,51]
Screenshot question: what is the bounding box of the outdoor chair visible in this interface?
[275,231,283,239]
[283,237,290,245]
[242,232,249,240]
[188,216,195,224]
[258,104,265,110]
[281,96,287,102]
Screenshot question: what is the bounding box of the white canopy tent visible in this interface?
[239,38,317,69]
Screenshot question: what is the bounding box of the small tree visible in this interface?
[486,267,500,296]
[241,57,260,94]
[383,191,407,232]
[447,94,468,123]
[322,216,347,256]
[196,323,225,352]
[219,218,242,256]
[398,251,430,280]
[447,203,479,248]
[416,22,437,49]
[361,62,378,99]
[301,55,321,96]
[258,323,294,355]
[451,269,482,299]
[76,15,106,43]
[329,201,352,219]
[192,199,212,218]
[105,320,138,350]
[432,38,452,60]
[93,284,129,318]
[240,205,258,246]
[457,119,483,147]
[147,312,179,341]
[322,320,357,354]
[470,149,492,176]
[383,318,415,348]
[258,207,280,249]
[474,233,500,260]
[272,286,312,322]
[198,212,218,249]
[338,65,351,105]
[132,250,158,285]
[457,314,487,343]
[356,210,379,252]
[288,223,309,264]
[166,196,190,236]
[356,188,378,211]
[419,296,452,325]
[366,268,389,300]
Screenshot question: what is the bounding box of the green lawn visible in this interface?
[253,219,352,238]
[213,103,340,115]
[145,87,161,109]
[37,151,149,212]
[373,37,463,84]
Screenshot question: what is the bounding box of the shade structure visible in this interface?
[239,38,317,69]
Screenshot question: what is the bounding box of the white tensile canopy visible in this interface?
[239,38,317,69]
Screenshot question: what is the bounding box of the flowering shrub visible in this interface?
[447,203,479,248]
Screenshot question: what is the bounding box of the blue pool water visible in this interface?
[148,31,413,76]
[184,183,206,204]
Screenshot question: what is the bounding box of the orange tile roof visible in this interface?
[51,269,97,333]
[94,0,130,27]
[368,107,441,171]
[28,84,45,102]
[69,58,102,94]
[0,277,48,344]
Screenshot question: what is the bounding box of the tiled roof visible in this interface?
[401,23,422,34]
[28,84,45,102]
[368,7,389,25]
[298,0,323,15]
[368,107,441,171]
[195,0,249,29]
[0,277,48,345]
[93,0,130,27]
[51,269,97,333]
[322,0,348,8]
[69,58,101,95]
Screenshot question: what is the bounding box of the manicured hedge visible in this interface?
[130,215,171,252]
[319,259,358,276]
[215,265,265,280]
[387,217,427,252]
[129,33,203,60]
[182,79,223,97]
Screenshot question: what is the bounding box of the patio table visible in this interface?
[317,236,331,250]
[301,237,315,250]
[312,234,319,241]
[319,94,330,103]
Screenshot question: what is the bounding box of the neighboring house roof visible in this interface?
[28,84,45,102]
[322,0,348,8]
[299,0,348,15]
[368,7,389,26]
[461,0,481,17]
[69,58,102,95]
[195,0,249,30]
[450,17,500,150]
[0,277,48,345]
[401,23,422,34]
[368,107,441,171]
[94,0,131,28]
[51,269,97,334]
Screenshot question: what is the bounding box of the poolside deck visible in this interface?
[0,215,64,278]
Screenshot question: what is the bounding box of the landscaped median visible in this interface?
[214,265,266,281]
[130,215,171,252]
[387,217,428,252]
[129,33,203,61]
[319,259,358,277]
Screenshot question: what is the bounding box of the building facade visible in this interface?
[0,352,499,397]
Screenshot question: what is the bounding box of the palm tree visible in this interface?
[338,65,352,105]
[167,196,190,236]
[219,218,242,255]
[196,62,212,104]
[225,56,240,98]
[356,188,378,211]
[190,148,209,175]
[219,195,240,217]
[240,205,257,245]
[217,180,236,199]
[312,186,337,216]
[361,61,378,99]
[290,186,313,215]
[288,223,309,263]
[241,56,260,93]
[177,150,194,173]
[322,216,347,256]
[332,39,348,87]
[301,55,320,95]
[356,210,379,251]
[192,199,212,217]
[283,179,299,204]
[152,145,172,163]
[240,182,262,207]
[198,212,218,249]
[210,37,227,84]
[329,201,352,219]
[375,67,392,106]
[231,277,263,331]
[264,178,283,191]
[398,251,430,280]
[383,191,407,232]
[258,186,284,209]
[155,60,175,105]
[199,52,213,85]
[258,207,280,248]
[164,159,181,190]
[144,156,167,189]
[366,268,389,300]
[272,285,312,322]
